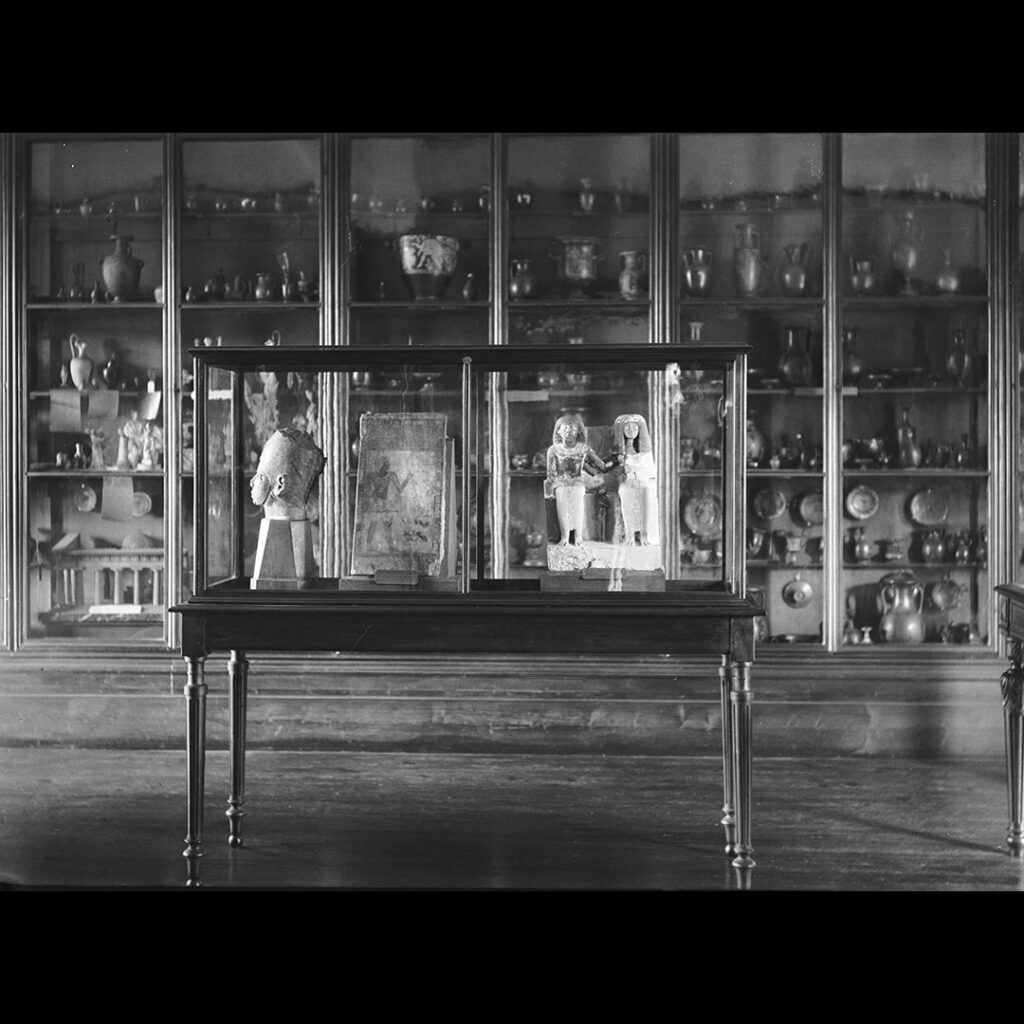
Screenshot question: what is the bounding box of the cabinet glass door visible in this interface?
[178,135,323,599]
[22,136,166,642]
[347,134,491,347]
[841,132,989,648]
[679,133,825,641]
[505,133,652,345]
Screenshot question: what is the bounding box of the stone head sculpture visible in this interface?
[250,426,326,520]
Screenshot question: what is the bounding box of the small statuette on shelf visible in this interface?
[578,177,595,213]
[79,198,93,216]
[461,273,477,302]
[146,369,157,393]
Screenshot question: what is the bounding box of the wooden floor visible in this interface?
[0,748,1021,891]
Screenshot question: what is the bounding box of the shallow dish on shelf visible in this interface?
[73,484,97,513]
[683,493,723,538]
[910,488,948,526]
[845,484,879,520]
[752,487,787,521]
[797,491,824,526]
[131,491,152,518]
[781,573,814,608]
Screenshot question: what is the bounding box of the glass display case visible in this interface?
[20,135,167,641]
[189,343,745,597]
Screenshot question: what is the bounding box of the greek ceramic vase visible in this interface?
[896,405,922,468]
[100,234,144,302]
[946,327,974,386]
[68,334,93,391]
[552,236,602,295]
[780,242,810,297]
[891,212,922,296]
[509,259,536,300]
[878,571,926,643]
[921,530,946,565]
[936,248,961,294]
[852,527,874,563]
[618,251,647,300]
[850,256,877,295]
[682,248,714,298]
[398,234,460,300]
[461,273,478,301]
[69,261,87,301]
[734,222,765,298]
[101,349,120,388]
[778,326,812,386]
[842,326,864,383]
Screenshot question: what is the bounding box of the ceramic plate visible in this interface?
[797,492,824,526]
[910,488,948,526]
[782,575,814,608]
[845,484,879,520]
[753,488,787,521]
[684,493,723,537]
[131,491,152,518]
[73,484,97,513]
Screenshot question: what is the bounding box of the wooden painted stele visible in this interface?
[351,412,450,578]
[249,427,326,590]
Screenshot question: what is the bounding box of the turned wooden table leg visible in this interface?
[183,655,207,887]
[719,655,736,856]
[729,659,755,870]
[227,650,249,848]
[1000,640,1024,856]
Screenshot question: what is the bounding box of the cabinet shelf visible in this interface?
[843,562,986,572]
[680,298,823,311]
[27,301,162,311]
[842,468,989,478]
[747,469,824,478]
[27,469,164,478]
[509,299,651,311]
[29,390,151,399]
[842,295,988,310]
[181,302,319,312]
[350,301,487,311]
[846,385,986,396]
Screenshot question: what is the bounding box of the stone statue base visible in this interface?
[546,540,663,573]
[251,518,316,590]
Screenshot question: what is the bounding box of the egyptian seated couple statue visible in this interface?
[544,411,661,573]
[249,427,326,589]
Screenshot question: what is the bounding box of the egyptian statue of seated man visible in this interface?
[249,427,326,588]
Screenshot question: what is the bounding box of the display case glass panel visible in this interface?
[23,136,166,642]
[841,132,989,648]
[506,134,651,346]
[679,133,825,644]
[193,345,741,597]
[348,135,491,348]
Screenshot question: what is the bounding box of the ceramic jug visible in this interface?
[746,412,766,467]
[100,234,144,302]
[946,327,974,386]
[850,256,877,295]
[936,248,961,294]
[509,259,536,299]
[778,326,812,386]
[734,222,765,298]
[68,334,93,391]
[896,405,922,468]
[878,571,926,643]
[780,242,810,297]
[921,530,946,565]
[618,251,647,300]
[682,248,714,298]
[253,272,275,302]
[842,326,864,383]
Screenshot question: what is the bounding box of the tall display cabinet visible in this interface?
[0,132,1018,686]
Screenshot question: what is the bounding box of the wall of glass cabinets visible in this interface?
[1,132,1017,668]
